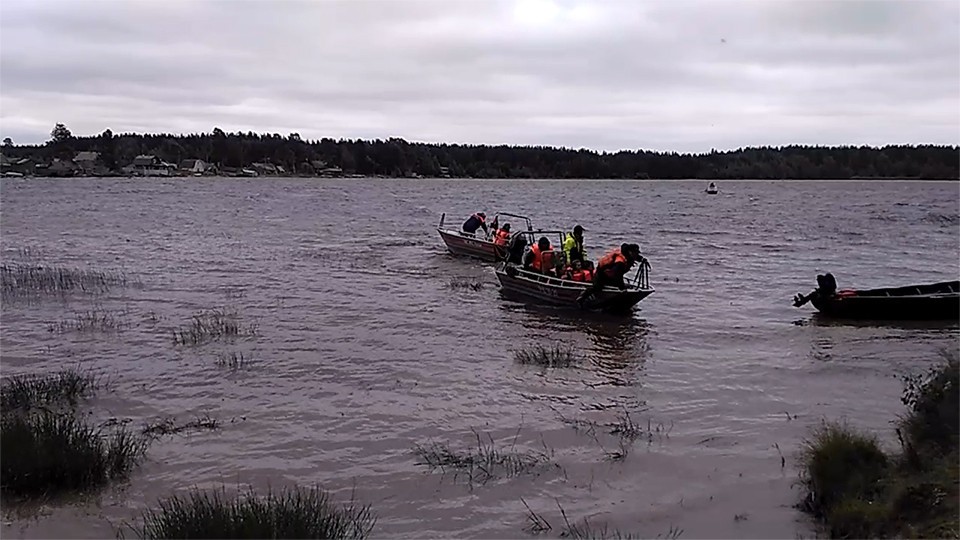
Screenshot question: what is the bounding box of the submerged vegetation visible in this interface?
[135,485,375,540]
[173,308,258,345]
[514,344,580,368]
[48,309,129,333]
[1,263,131,296]
[447,278,485,291]
[798,351,959,539]
[414,429,558,485]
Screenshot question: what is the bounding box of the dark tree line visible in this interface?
[3,125,958,179]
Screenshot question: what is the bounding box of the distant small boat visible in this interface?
[705,182,718,194]
[793,273,959,320]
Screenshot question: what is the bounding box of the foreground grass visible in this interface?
[0,411,147,499]
[1,368,100,411]
[799,352,958,538]
[135,485,375,539]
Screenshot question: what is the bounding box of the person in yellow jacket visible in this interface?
[563,224,588,264]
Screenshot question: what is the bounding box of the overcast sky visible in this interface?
[1,0,958,152]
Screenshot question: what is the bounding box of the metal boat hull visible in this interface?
[437,228,502,262]
[806,280,959,320]
[495,264,653,313]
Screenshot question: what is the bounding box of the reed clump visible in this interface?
[447,278,485,291]
[173,308,257,346]
[514,344,579,368]
[49,309,128,333]
[142,415,220,438]
[798,351,959,539]
[0,410,147,498]
[1,368,100,411]
[1,263,130,296]
[413,429,557,484]
[135,485,376,539]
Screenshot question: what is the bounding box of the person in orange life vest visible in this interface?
[523,236,556,275]
[493,223,511,246]
[462,212,487,235]
[563,259,591,282]
[570,260,594,282]
[577,243,641,305]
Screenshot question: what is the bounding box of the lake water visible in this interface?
[1,178,958,539]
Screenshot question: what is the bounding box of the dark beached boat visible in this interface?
[494,230,654,314]
[793,273,960,320]
[436,212,533,262]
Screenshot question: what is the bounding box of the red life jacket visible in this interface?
[572,268,592,282]
[531,244,554,273]
[473,213,486,224]
[598,249,627,269]
[494,229,510,246]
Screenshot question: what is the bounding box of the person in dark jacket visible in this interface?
[462,212,487,235]
[506,233,528,264]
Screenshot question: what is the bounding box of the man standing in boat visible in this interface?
[577,243,643,307]
[461,212,488,236]
[563,224,588,265]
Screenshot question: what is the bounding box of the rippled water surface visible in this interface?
[1,178,958,539]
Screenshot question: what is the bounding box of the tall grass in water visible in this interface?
[173,308,257,345]
[49,309,128,333]
[514,344,579,368]
[1,368,100,411]
[136,485,375,539]
[413,428,557,484]
[0,263,130,296]
[798,351,959,539]
[0,411,146,498]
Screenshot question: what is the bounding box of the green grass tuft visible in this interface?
[135,485,375,539]
[1,368,100,411]
[0,411,146,498]
[514,344,579,368]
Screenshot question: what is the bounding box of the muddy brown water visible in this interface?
[1,178,957,539]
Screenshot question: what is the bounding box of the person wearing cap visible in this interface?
[563,225,588,265]
[461,212,488,235]
[576,243,641,306]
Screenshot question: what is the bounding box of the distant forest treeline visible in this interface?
[3,126,958,179]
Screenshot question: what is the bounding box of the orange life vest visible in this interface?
[530,244,554,273]
[494,229,510,246]
[572,268,593,282]
[598,249,626,270]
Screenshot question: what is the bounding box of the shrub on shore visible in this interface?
[798,351,959,539]
[135,485,375,539]
[0,411,146,498]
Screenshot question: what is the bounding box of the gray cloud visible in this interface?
[1,0,957,151]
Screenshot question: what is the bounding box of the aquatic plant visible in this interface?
[447,278,485,291]
[413,428,557,484]
[0,263,130,296]
[135,485,375,539]
[798,351,959,539]
[514,344,579,368]
[0,410,147,498]
[215,351,250,371]
[520,500,683,539]
[142,415,220,438]
[173,308,257,346]
[48,309,128,333]
[1,368,100,411]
